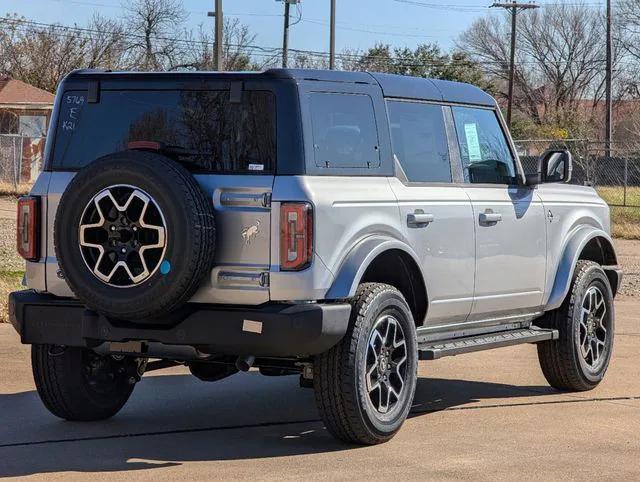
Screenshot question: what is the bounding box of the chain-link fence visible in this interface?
[0,134,46,190]
[515,139,640,239]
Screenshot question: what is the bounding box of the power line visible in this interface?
[393,1,491,12]
[1,16,631,70]
[301,18,437,39]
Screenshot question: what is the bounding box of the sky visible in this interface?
[3,0,510,55]
[3,1,606,57]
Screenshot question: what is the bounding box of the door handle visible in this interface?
[407,212,435,227]
[479,211,502,225]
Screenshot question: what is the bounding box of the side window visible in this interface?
[387,101,451,183]
[452,106,518,185]
[309,92,380,168]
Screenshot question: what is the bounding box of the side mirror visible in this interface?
[526,149,572,185]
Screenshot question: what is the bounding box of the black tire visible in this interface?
[537,260,615,391]
[313,283,418,445]
[32,345,138,421]
[55,150,215,321]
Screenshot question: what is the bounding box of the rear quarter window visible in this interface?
[309,92,380,169]
[52,90,276,173]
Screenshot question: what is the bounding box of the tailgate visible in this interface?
[189,174,274,304]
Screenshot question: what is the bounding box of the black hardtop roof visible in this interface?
[65,68,496,107]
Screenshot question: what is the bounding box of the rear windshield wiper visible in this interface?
[127,141,201,157]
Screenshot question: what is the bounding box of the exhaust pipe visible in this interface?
[235,355,255,372]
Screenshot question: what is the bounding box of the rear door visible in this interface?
[45,85,277,304]
[451,106,547,319]
[386,100,475,326]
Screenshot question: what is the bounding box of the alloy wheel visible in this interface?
[365,314,408,414]
[79,185,167,287]
[578,285,609,370]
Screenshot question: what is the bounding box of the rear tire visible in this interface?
[537,260,615,391]
[313,283,418,445]
[32,345,139,421]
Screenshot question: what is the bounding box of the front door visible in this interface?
[450,105,547,320]
[387,100,475,326]
[465,185,546,318]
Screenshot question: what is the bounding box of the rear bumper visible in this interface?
[9,290,351,357]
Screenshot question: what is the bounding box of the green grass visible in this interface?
[0,269,24,324]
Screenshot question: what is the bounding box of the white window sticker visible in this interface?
[463,123,482,161]
[248,163,264,171]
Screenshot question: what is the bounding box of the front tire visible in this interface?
[537,260,615,391]
[32,345,140,421]
[313,283,418,445]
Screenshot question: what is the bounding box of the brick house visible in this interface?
[0,76,55,183]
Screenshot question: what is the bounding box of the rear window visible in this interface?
[52,90,276,173]
[309,92,380,168]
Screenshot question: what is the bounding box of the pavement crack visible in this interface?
[0,418,323,449]
[411,395,640,416]
[2,396,639,449]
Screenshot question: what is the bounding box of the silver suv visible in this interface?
[10,69,622,445]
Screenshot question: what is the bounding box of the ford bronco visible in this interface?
[9,69,622,445]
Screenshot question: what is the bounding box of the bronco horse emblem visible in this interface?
[241,220,261,245]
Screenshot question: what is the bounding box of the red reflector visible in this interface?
[17,196,40,261]
[280,202,313,271]
[127,140,162,151]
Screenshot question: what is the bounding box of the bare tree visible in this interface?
[122,0,188,70]
[0,14,126,92]
[459,4,614,135]
[616,0,640,100]
[179,18,258,71]
[85,14,127,69]
[289,52,329,70]
[618,0,640,62]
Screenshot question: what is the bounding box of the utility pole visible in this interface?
[207,0,223,71]
[490,2,539,128]
[605,0,613,157]
[282,1,291,68]
[329,0,336,69]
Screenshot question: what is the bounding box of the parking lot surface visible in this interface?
[0,297,638,480]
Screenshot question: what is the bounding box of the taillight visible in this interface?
[280,202,313,271]
[17,196,40,261]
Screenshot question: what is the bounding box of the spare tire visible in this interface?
[55,150,215,321]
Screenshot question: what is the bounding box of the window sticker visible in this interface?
[463,123,482,161]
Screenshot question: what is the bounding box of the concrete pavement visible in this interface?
[0,298,639,480]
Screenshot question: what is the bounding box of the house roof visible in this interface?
[0,76,55,106]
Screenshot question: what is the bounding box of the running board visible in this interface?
[418,327,558,360]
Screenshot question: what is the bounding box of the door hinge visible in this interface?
[260,272,270,287]
[262,192,272,208]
